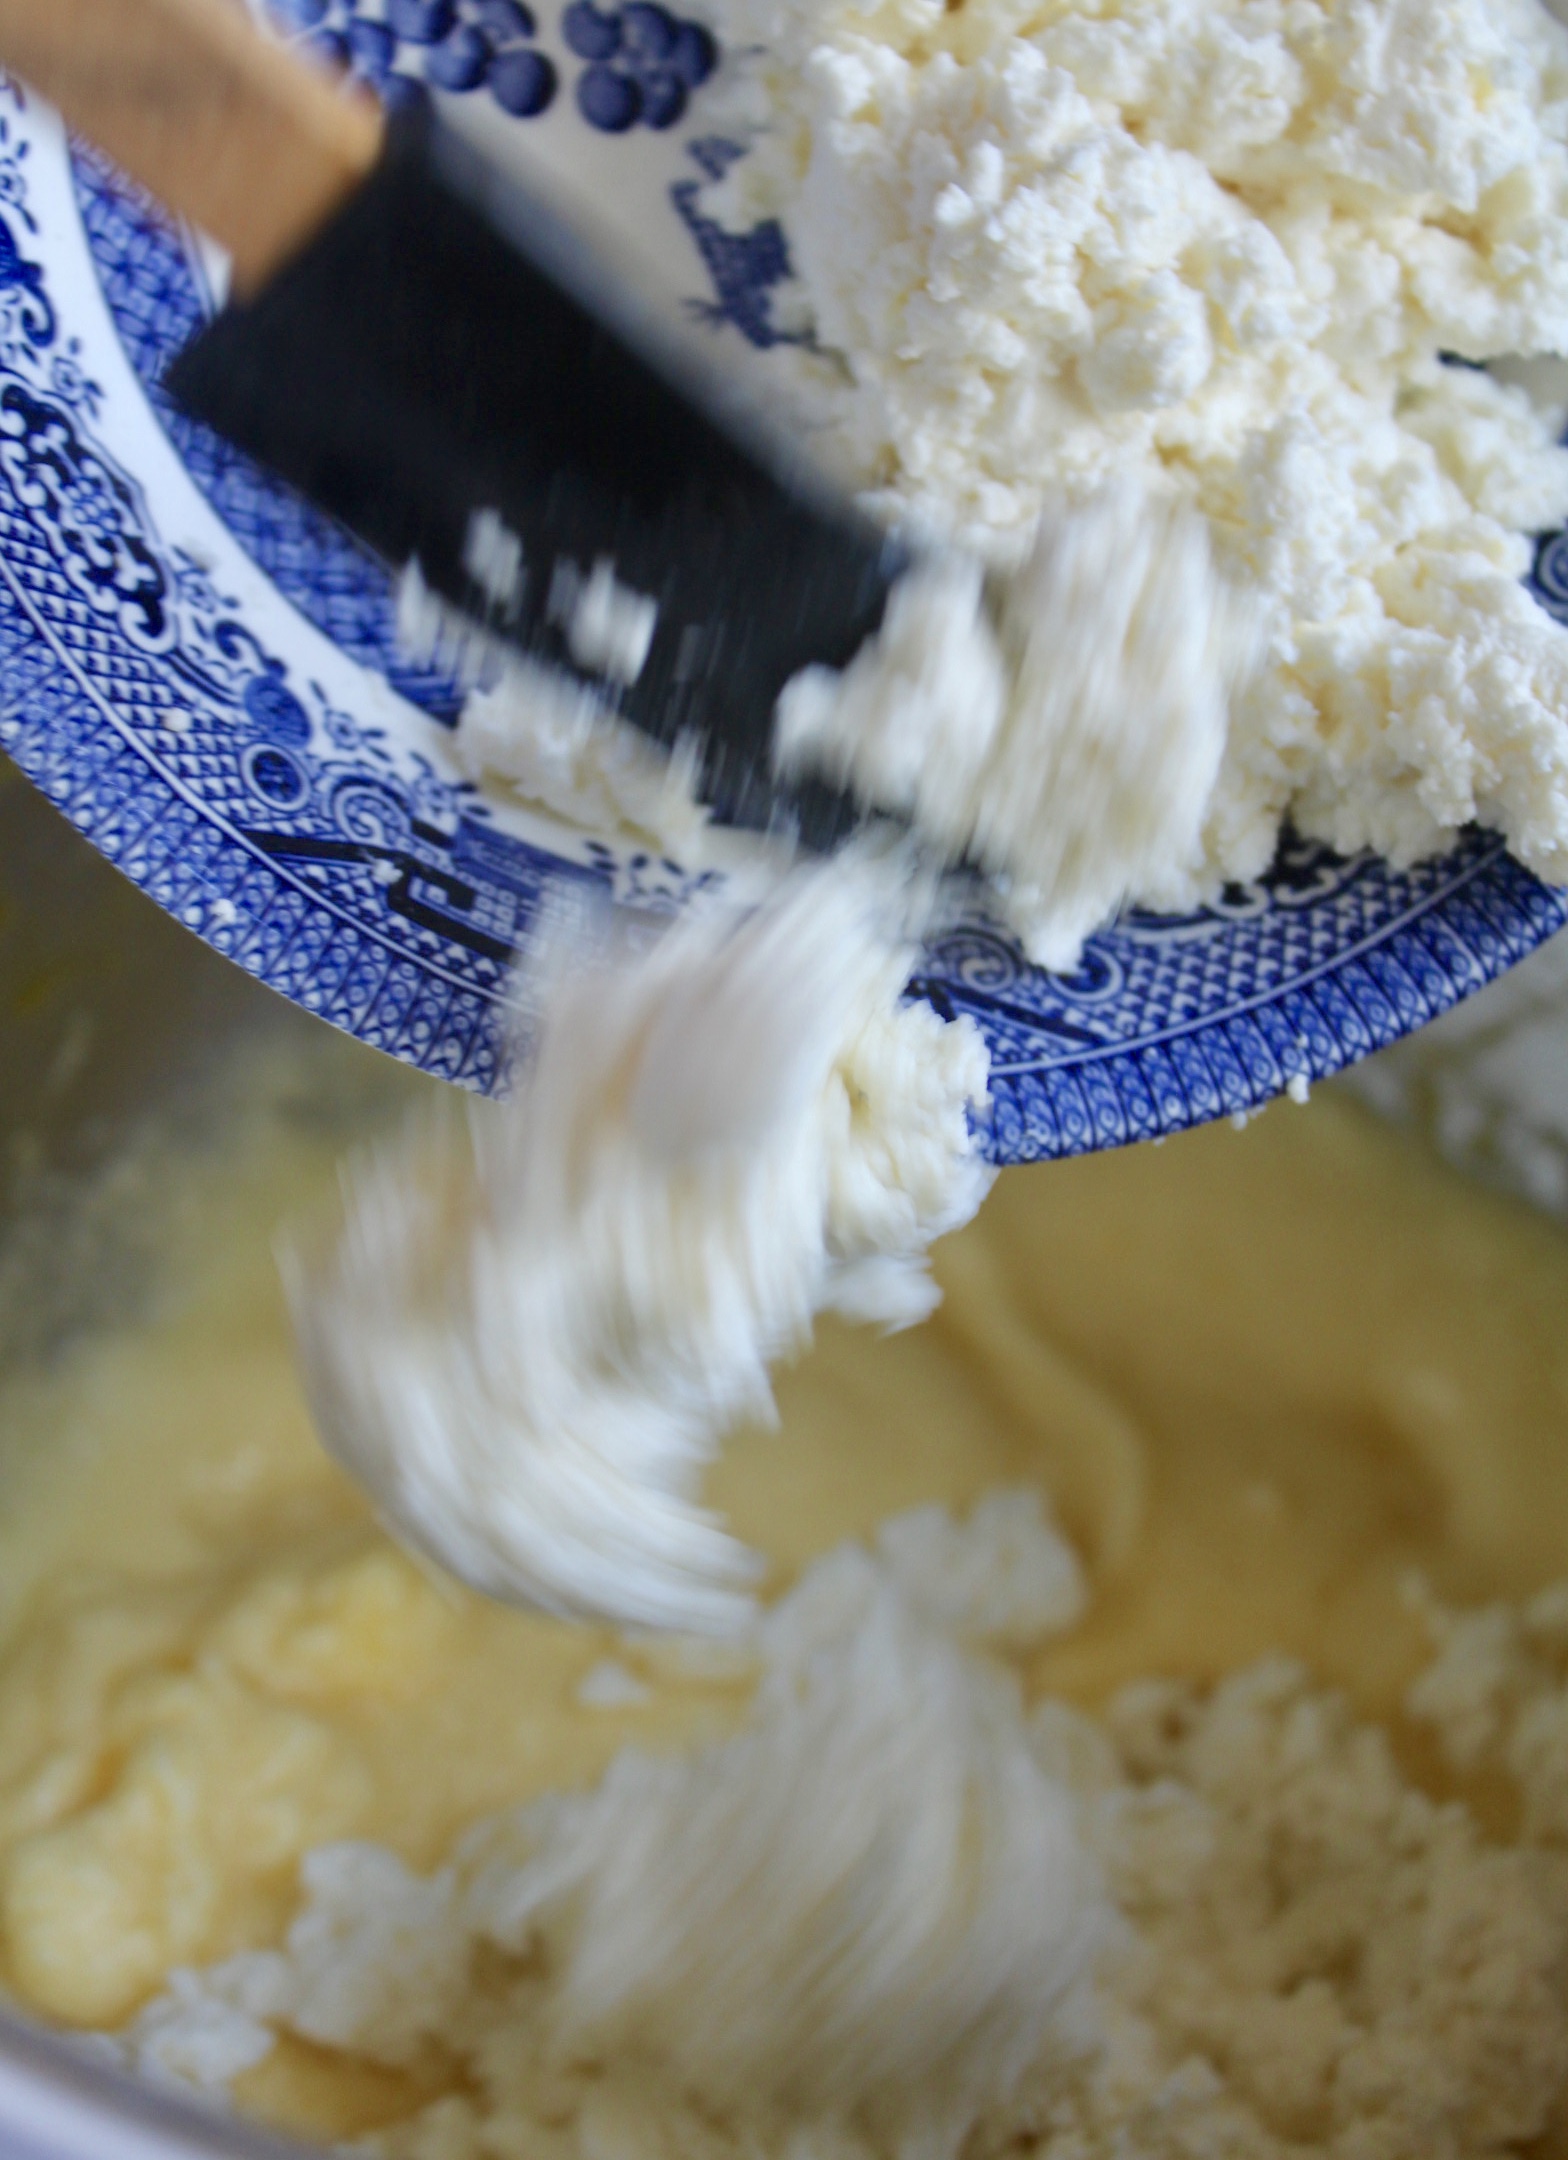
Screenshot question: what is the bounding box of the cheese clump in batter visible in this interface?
[105,1497,1568,2160]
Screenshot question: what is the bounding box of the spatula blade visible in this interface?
[165,110,904,847]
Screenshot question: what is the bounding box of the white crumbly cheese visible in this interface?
[1028,1652,1568,2159]
[110,1498,1568,2160]
[456,653,716,853]
[110,1498,1106,2158]
[474,1546,1102,2158]
[694,0,1568,908]
[549,558,661,687]
[288,857,993,1634]
[118,1967,278,2098]
[873,1484,1086,1645]
[462,510,526,618]
[398,559,714,853]
[575,1658,654,1708]
[775,489,1255,967]
[449,492,1254,972]
[1407,1575,1568,1842]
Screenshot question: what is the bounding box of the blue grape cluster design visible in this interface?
[269,0,560,119]
[562,2,716,132]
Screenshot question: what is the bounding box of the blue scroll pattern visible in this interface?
[0,69,1561,1157]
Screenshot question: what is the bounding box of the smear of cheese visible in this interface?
[775,488,1255,967]
[288,859,993,1634]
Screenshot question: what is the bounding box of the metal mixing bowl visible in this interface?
[0,755,370,2160]
[0,752,1563,2159]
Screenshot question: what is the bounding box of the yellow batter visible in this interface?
[0,1054,1565,2142]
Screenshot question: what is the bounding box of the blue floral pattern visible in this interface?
[0,61,1562,1159]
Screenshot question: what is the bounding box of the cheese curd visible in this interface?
[695,0,1568,905]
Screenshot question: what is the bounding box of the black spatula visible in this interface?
[0,0,905,846]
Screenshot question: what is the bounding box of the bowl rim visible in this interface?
[0,2011,306,2160]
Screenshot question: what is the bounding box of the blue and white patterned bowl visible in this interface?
[0,21,1563,1166]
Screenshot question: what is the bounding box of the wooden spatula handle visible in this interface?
[0,0,383,291]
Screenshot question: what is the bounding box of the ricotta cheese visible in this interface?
[695,0,1568,910]
[774,489,1254,966]
[288,858,993,1634]
[548,558,660,688]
